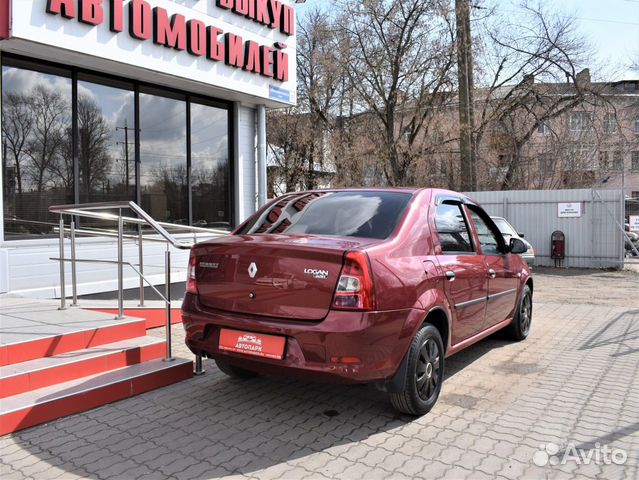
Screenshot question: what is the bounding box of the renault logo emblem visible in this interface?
[248,262,258,278]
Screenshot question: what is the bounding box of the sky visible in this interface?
[293,0,639,81]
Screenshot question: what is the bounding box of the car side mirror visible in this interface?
[510,238,527,254]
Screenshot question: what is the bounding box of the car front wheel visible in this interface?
[390,324,444,416]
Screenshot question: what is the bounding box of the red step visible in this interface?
[0,337,166,398]
[0,318,146,367]
[0,359,193,435]
[88,308,183,329]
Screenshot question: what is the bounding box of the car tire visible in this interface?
[215,359,258,379]
[390,324,445,416]
[505,285,533,341]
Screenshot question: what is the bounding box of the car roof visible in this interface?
[283,187,475,203]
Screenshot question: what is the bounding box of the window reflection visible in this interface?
[77,80,135,205]
[2,59,232,240]
[2,66,73,239]
[191,102,230,229]
[139,92,188,224]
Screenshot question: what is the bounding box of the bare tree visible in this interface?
[336,0,457,186]
[2,92,33,194]
[267,108,314,195]
[77,94,112,194]
[472,2,594,189]
[24,85,70,193]
[268,7,345,192]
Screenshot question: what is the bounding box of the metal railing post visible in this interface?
[194,354,205,375]
[58,216,66,310]
[138,225,145,307]
[164,244,174,362]
[117,210,125,319]
[70,220,78,306]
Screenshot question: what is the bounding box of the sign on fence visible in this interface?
[558,202,582,218]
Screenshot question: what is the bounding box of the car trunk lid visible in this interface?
[194,234,377,321]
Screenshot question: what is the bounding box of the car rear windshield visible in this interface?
[238,191,412,240]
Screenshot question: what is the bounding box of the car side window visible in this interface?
[435,203,474,253]
[468,208,502,255]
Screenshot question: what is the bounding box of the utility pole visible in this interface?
[456,0,476,191]
[116,119,134,189]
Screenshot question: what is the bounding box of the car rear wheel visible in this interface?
[215,359,258,379]
[505,285,532,341]
[390,324,444,416]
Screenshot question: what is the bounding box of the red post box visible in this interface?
[551,230,565,266]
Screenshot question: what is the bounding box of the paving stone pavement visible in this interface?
[1,272,638,480]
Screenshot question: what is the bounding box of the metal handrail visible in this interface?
[49,201,228,371]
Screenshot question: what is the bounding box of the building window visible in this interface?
[191,101,230,229]
[569,112,589,132]
[77,76,135,206]
[139,90,188,225]
[599,151,609,170]
[632,151,639,171]
[612,151,624,171]
[2,63,73,239]
[1,55,232,240]
[537,122,551,136]
[538,155,554,172]
[603,113,618,134]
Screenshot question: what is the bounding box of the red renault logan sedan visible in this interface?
[182,189,533,415]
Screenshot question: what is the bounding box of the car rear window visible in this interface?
[238,191,412,239]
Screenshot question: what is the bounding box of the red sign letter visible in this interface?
[129,0,152,40]
[187,19,207,57]
[109,0,123,32]
[225,33,244,68]
[282,4,294,36]
[260,46,274,78]
[79,0,104,26]
[268,0,281,31]
[243,41,261,74]
[234,0,249,16]
[46,0,76,19]
[274,50,288,82]
[207,26,225,62]
[216,0,233,10]
[256,0,269,25]
[153,7,186,50]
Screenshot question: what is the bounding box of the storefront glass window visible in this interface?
[2,65,73,239]
[1,57,232,240]
[139,92,188,225]
[191,101,230,229]
[77,79,135,205]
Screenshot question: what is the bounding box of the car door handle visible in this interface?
[488,269,497,279]
[445,271,456,282]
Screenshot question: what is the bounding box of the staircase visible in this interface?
[0,297,192,435]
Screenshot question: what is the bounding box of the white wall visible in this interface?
[241,106,258,221]
[4,0,297,108]
[1,235,192,298]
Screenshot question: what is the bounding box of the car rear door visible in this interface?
[466,206,520,328]
[433,201,488,344]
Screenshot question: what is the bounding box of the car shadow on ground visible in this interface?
[11,333,513,479]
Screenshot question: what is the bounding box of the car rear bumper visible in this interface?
[181,293,423,383]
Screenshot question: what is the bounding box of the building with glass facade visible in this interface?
[0,0,297,295]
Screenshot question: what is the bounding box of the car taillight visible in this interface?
[186,251,198,294]
[332,251,375,311]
